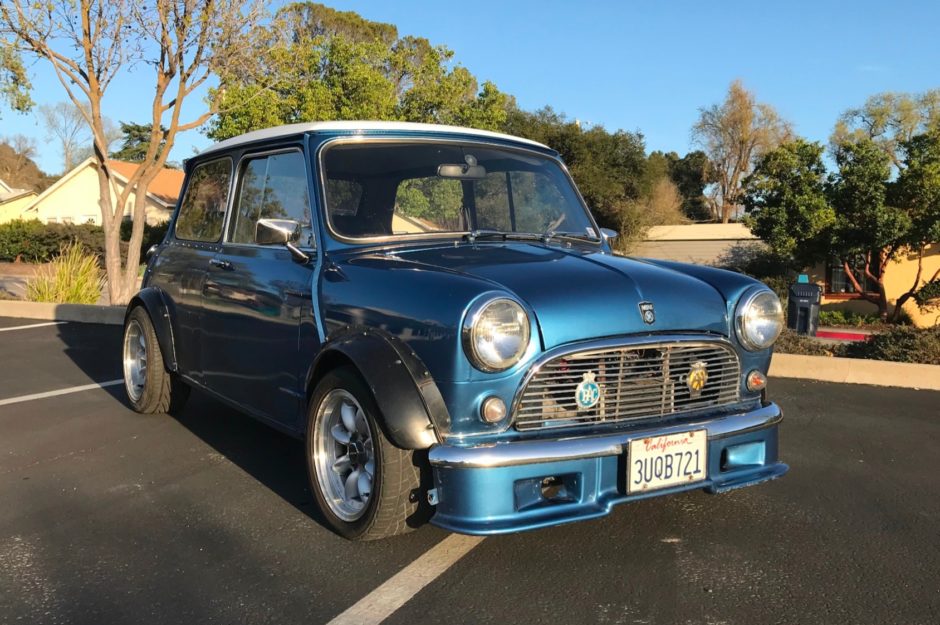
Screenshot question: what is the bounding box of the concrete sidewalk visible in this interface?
[770,352,940,391]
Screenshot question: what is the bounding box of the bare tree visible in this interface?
[5,133,36,161]
[1,0,263,304]
[692,80,792,223]
[38,101,92,172]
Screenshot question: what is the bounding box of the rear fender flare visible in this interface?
[125,287,178,372]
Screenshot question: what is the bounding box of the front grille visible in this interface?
[513,341,742,431]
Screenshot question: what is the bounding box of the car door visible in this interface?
[200,148,319,428]
[149,157,233,383]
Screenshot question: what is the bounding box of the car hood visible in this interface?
[392,243,730,349]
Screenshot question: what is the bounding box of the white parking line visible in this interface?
[0,379,124,407]
[0,321,66,332]
[326,533,485,625]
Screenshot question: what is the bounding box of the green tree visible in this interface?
[503,107,647,231]
[645,150,712,222]
[110,122,167,163]
[0,45,31,115]
[890,131,940,317]
[828,139,910,319]
[832,90,940,169]
[208,2,511,141]
[667,150,712,221]
[742,140,835,270]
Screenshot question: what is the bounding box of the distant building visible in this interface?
[4,158,184,226]
[635,222,940,328]
[804,247,940,328]
[635,223,762,265]
[0,179,38,224]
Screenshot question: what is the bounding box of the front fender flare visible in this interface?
[308,328,451,450]
[125,287,177,372]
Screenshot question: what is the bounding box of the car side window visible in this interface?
[175,158,232,242]
[230,151,314,248]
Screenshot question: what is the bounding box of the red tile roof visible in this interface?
[108,160,185,205]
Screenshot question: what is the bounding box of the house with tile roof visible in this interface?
[8,158,184,226]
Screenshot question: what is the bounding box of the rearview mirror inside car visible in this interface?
[437,163,487,180]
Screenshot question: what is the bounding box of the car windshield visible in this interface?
[322,142,598,241]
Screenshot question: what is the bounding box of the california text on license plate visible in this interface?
[627,430,707,493]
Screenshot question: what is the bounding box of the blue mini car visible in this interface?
[122,121,788,540]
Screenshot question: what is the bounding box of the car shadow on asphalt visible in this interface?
[97,376,333,533]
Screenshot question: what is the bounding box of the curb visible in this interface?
[770,352,940,391]
[0,301,124,325]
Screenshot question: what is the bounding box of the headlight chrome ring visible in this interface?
[735,288,784,351]
[462,295,531,372]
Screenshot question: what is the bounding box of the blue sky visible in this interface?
[3,0,939,174]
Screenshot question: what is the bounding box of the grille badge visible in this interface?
[639,301,655,324]
[686,361,708,397]
[574,372,601,409]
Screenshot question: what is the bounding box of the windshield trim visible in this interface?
[315,136,603,247]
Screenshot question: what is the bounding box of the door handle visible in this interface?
[209,258,234,271]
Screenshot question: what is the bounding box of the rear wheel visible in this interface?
[306,367,424,540]
[122,306,189,414]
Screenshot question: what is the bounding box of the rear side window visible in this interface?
[175,158,232,242]
[230,151,314,247]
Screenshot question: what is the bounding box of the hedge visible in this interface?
[775,327,940,365]
[0,219,169,264]
[839,326,940,365]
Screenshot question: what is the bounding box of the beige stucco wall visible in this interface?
[0,193,38,224]
[885,245,940,327]
[25,165,172,226]
[808,245,940,327]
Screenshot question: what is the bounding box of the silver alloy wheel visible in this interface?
[314,389,376,522]
[123,319,147,402]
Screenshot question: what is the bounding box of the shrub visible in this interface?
[715,245,791,300]
[0,220,50,262]
[773,329,838,357]
[818,309,882,327]
[840,326,940,365]
[0,220,105,262]
[0,218,168,265]
[25,243,104,304]
[120,220,170,259]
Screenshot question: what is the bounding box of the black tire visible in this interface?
[122,306,190,415]
[306,366,426,541]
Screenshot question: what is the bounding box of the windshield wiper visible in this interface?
[463,230,545,243]
[541,230,602,245]
[463,229,506,243]
[463,230,600,245]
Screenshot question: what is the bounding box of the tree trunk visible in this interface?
[841,258,886,318]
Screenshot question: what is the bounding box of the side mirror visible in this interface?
[600,228,618,243]
[256,218,310,264]
[145,244,159,261]
[256,218,300,245]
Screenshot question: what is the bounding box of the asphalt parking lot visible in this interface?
[1,319,938,625]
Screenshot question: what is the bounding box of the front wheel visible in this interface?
[306,367,426,540]
[122,306,189,414]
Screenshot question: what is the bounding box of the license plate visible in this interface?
[627,430,707,493]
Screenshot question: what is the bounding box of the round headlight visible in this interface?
[463,297,530,372]
[735,289,784,351]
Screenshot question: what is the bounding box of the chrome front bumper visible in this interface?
[427,402,787,535]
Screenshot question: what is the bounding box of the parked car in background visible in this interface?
[122,121,788,540]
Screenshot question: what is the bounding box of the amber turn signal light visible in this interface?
[745,370,767,392]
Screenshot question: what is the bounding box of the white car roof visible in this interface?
[199,121,550,156]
